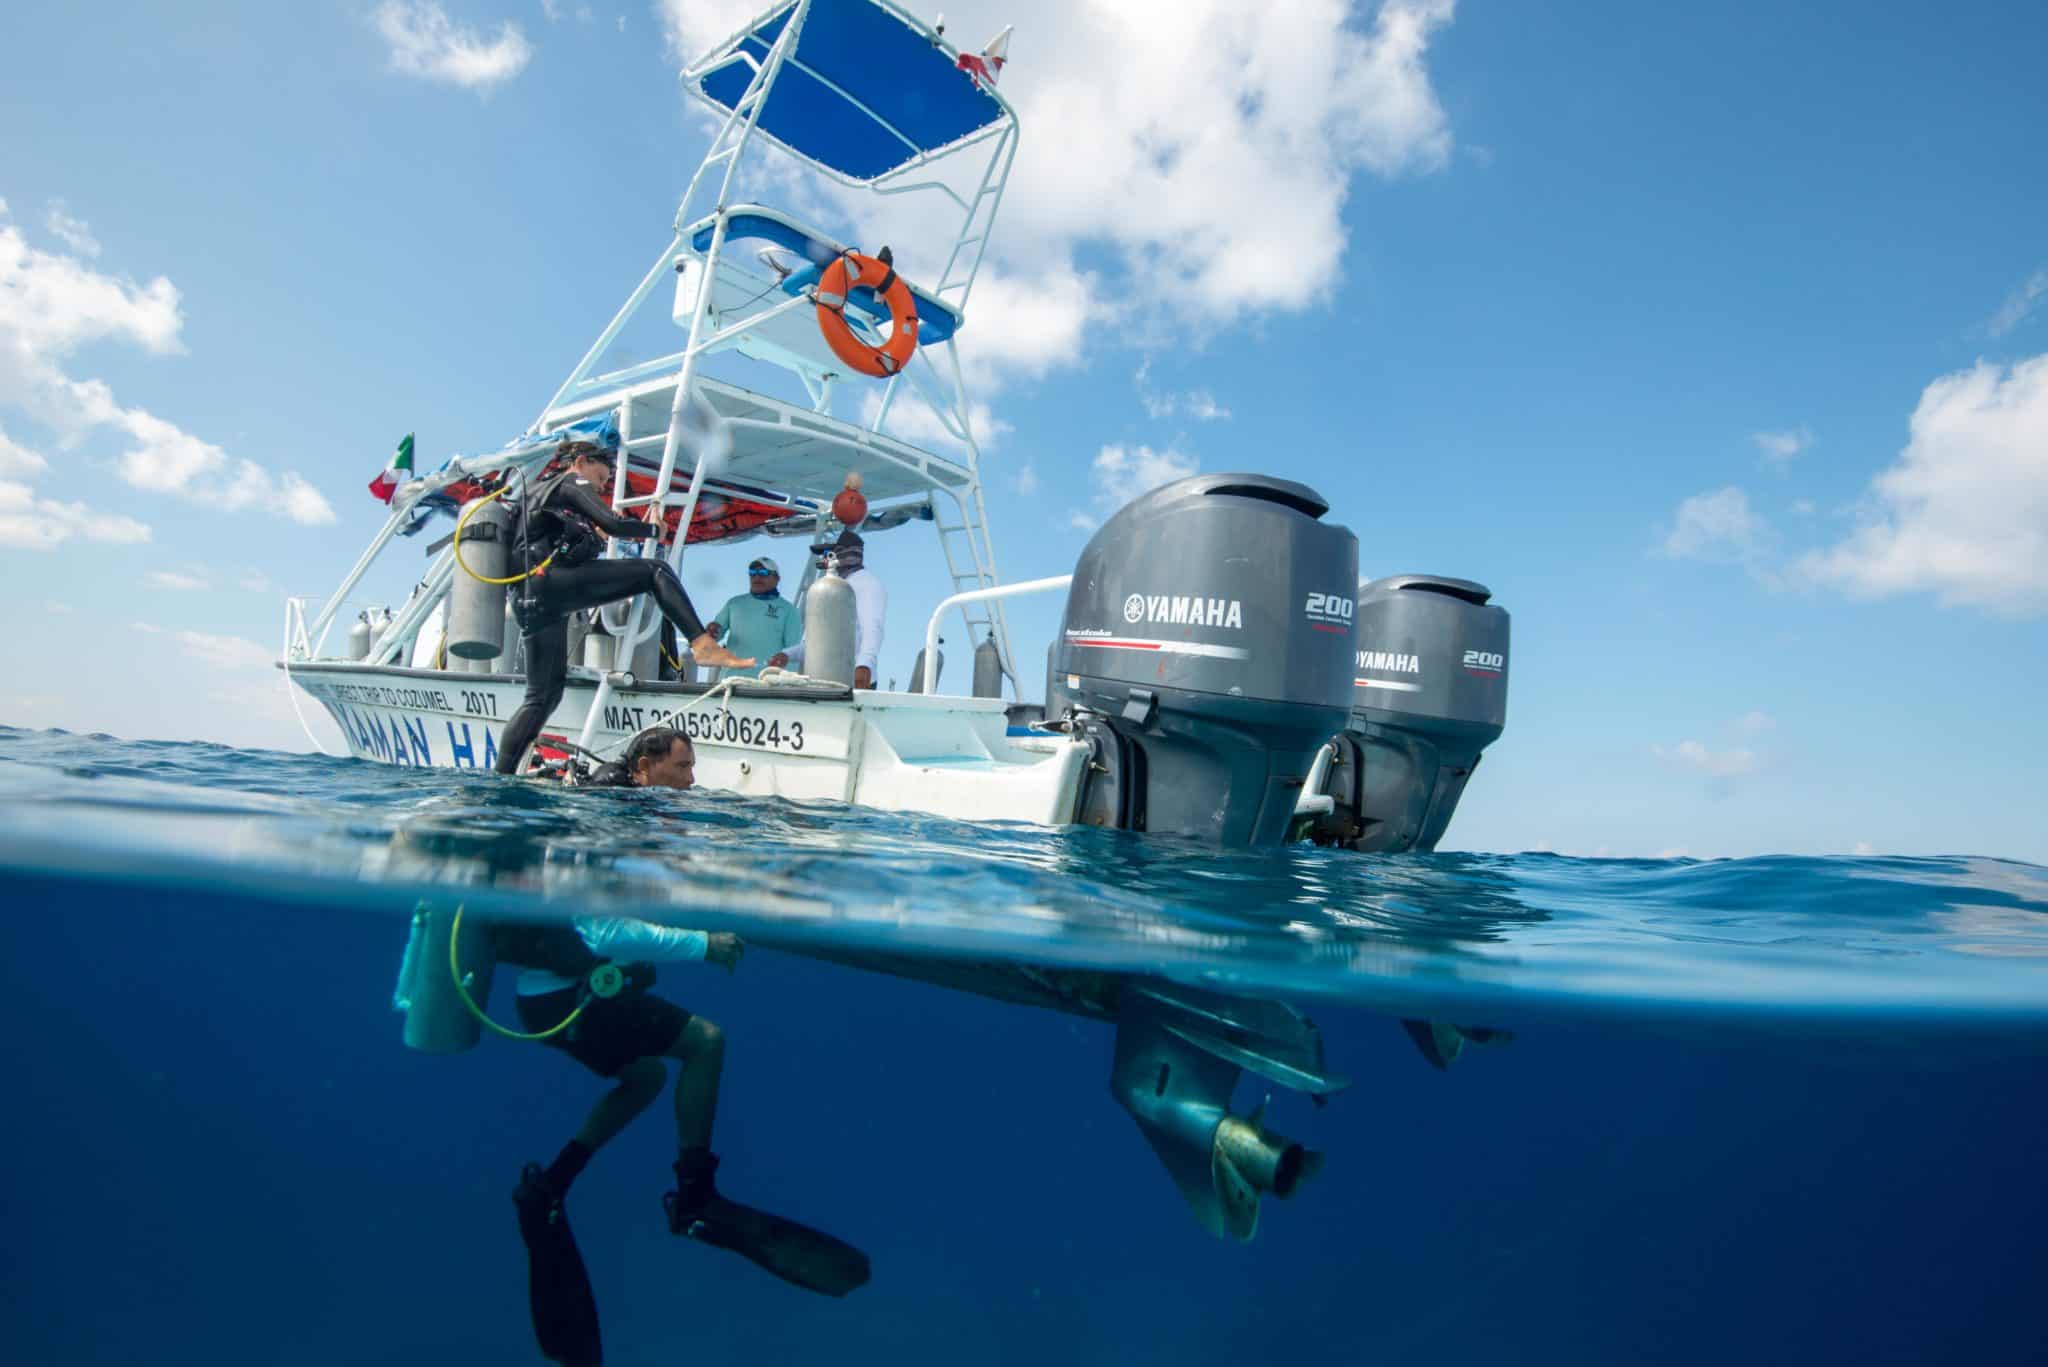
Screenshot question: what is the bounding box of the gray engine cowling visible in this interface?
[1052,474,1357,847]
[1308,574,1509,853]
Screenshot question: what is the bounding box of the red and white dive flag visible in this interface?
[368,432,414,503]
[956,25,1012,86]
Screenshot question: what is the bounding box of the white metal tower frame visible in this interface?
[534,0,1024,747]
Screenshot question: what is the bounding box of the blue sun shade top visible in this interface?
[694,0,1007,182]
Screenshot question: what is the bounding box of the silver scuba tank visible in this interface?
[972,634,1003,698]
[447,498,511,660]
[346,612,373,661]
[395,904,494,1054]
[908,641,943,693]
[803,557,858,686]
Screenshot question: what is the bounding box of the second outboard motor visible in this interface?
[447,497,511,660]
[1053,473,1357,847]
[1309,574,1510,852]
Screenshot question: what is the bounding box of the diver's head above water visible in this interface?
[621,726,694,790]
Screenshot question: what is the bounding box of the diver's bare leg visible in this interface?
[572,1056,666,1151]
[666,1016,726,1152]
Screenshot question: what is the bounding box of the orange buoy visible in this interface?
[815,249,920,378]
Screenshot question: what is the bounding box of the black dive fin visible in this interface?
[1400,1018,1462,1071]
[667,1191,871,1297]
[516,1167,603,1366]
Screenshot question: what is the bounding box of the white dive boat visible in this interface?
[283,0,1512,852]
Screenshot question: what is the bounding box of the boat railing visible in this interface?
[921,576,1072,695]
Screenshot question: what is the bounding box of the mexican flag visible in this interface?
[368,433,414,503]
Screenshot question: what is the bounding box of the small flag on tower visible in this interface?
[368,433,415,503]
[956,25,1011,87]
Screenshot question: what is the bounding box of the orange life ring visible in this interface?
[814,249,920,378]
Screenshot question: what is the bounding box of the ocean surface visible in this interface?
[2,724,2044,1365]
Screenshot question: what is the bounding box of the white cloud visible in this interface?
[239,569,274,593]
[44,201,100,258]
[856,388,1011,454]
[176,631,275,670]
[1086,443,1198,518]
[0,424,47,477]
[1791,498,1816,516]
[1852,840,1875,856]
[1661,486,1766,562]
[1731,710,1775,735]
[0,218,335,525]
[541,0,561,18]
[0,479,151,550]
[1135,360,1233,421]
[1068,511,1099,532]
[1799,355,2048,614]
[1753,426,1811,466]
[1653,739,1759,779]
[1989,269,2047,338]
[0,218,181,357]
[1014,462,1039,496]
[148,570,208,591]
[374,1,533,92]
[133,621,163,633]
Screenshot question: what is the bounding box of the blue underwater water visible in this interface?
[2,724,2046,1365]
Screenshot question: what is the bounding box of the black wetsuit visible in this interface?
[494,472,710,774]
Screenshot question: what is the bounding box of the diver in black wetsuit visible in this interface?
[493,440,752,776]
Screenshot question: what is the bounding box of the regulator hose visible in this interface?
[454,484,554,586]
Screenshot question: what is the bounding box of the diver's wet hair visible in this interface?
[623,726,689,772]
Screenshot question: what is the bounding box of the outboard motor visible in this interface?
[1053,473,1357,847]
[1308,574,1509,852]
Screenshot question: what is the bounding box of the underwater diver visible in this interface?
[486,726,866,1363]
[493,438,752,776]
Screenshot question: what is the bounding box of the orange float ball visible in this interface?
[832,487,868,526]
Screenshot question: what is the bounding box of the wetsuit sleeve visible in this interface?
[559,478,660,540]
[576,917,709,963]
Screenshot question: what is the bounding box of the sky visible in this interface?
[2,0,2044,862]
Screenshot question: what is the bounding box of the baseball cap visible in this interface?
[747,555,780,577]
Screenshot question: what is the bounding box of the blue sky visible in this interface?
[2,0,2044,861]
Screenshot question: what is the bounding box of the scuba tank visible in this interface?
[394,904,495,1054]
[448,496,512,660]
[908,640,943,694]
[346,612,373,661]
[803,557,858,686]
[972,633,1003,698]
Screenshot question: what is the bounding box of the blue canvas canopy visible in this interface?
[692,0,1009,182]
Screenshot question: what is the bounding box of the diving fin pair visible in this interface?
[663,1153,870,1297]
[515,1165,602,1367]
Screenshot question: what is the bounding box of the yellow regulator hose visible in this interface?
[454,484,555,586]
[448,905,587,1042]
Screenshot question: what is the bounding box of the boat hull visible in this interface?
[285,662,1087,825]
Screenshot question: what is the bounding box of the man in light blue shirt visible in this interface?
[705,554,804,678]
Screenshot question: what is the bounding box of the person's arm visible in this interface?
[559,478,660,540]
[578,917,706,962]
[769,599,802,669]
[853,573,886,679]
